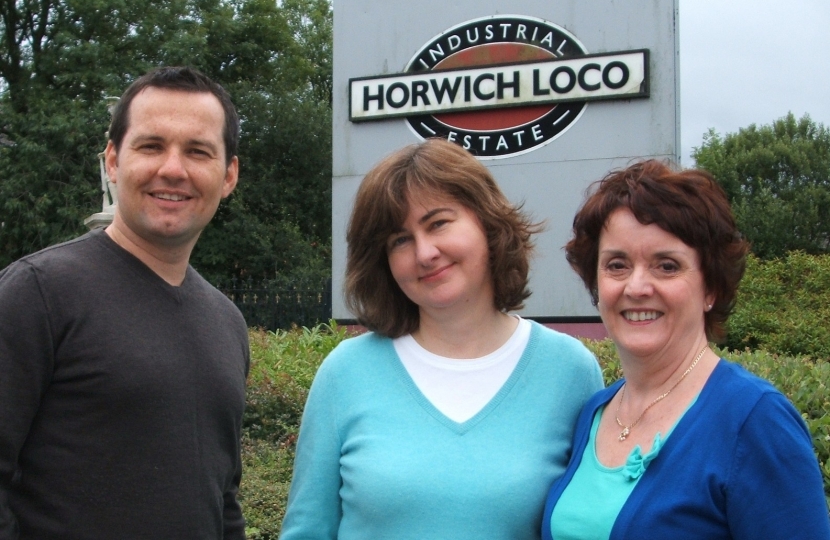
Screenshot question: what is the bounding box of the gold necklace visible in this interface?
[615,345,709,442]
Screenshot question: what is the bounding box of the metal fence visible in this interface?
[216,278,332,331]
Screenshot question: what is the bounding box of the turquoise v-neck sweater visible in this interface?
[280,322,603,540]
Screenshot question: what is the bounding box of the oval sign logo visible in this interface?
[348,15,648,160]
[405,15,588,159]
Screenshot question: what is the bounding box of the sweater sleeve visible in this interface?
[279,356,344,540]
[0,262,54,539]
[726,392,830,539]
[222,457,246,539]
[224,332,249,540]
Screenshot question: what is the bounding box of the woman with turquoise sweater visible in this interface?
[279,138,603,540]
[543,160,830,539]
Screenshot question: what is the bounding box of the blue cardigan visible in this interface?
[542,359,830,540]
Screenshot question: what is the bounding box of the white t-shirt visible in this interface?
[393,317,532,423]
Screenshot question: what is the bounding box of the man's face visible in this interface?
[105,87,238,253]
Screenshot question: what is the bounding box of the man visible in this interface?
[0,67,249,539]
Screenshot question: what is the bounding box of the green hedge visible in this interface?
[241,325,346,539]
[727,252,830,358]
[240,324,830,537]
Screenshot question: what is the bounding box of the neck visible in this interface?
[618,336,712,402]
[413,307,518,359]
[105,216,194,286]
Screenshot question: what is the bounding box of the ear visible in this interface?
[104,140,118,183]
[704,291,716,312]
[221,156,239,198]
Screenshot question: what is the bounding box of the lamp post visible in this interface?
[83,97,120,230]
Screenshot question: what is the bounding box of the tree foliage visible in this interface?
[692,113,830,259]
[0,0,333,283]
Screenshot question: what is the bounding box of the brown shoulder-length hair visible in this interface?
[565,159,750,342]
[345,138,542,338]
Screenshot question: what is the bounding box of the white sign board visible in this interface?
[332,1,679,322]
[350,50,649,121]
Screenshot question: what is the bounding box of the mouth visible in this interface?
[420,264,453,281]
[151,192,191,202]
[623,310,662,322]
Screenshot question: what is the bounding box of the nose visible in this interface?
[414,235,440,266]
[158,149,187,180]
[624,265,653,297]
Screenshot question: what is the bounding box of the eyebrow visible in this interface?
[130,134,220,153]
[599,249,688,259]
[390,206,457,235]
[130,135,164,145]
[418,207,455,224]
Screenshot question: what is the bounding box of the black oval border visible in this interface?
[405,15,589,158]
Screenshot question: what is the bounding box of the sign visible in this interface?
[332,0,679,322]
[348,15,650,158]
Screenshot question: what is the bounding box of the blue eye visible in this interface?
[388,235,410,249]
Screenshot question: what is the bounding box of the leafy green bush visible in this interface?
[727,252,830,358]
[240,438,294,540]
[240,325,830,536]
[240,323,350,537]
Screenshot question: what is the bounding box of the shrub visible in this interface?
[241,323,350,537]
[244,323,351,444]
[240,325,830,536]
[727,252,830,358]
[240,437,294,540]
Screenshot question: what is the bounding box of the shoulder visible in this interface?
[318,331,394,374]
[527,321,589,352]
[0,232,104,294]
[306,332,397,404]
[181,269,248,339]
[701,360,808,439]
[521,322,604,400]
[706,360,788,410]
[186,268,245,321]
[313,332,401,389]
[526,321,600,373]
[5,231,104,275]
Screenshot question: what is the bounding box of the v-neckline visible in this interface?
[387,322,539,434]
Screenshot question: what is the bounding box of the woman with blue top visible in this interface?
[279,138,604,540]
[543,160,830,539]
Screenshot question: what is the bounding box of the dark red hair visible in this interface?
[565,159,749,342]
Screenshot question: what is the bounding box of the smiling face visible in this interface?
[386,193,493,319]
[597,208,714,362]
[105,87,238,255]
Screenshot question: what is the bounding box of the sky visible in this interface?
[679,0,830,165]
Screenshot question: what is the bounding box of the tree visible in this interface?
[0,0,333,283]
[693,113,830,259]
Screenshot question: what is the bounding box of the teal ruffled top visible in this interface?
[550,397,696,540]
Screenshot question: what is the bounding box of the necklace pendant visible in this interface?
[618,427,630,441]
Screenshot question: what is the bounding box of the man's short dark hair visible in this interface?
[108,66,239,164]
